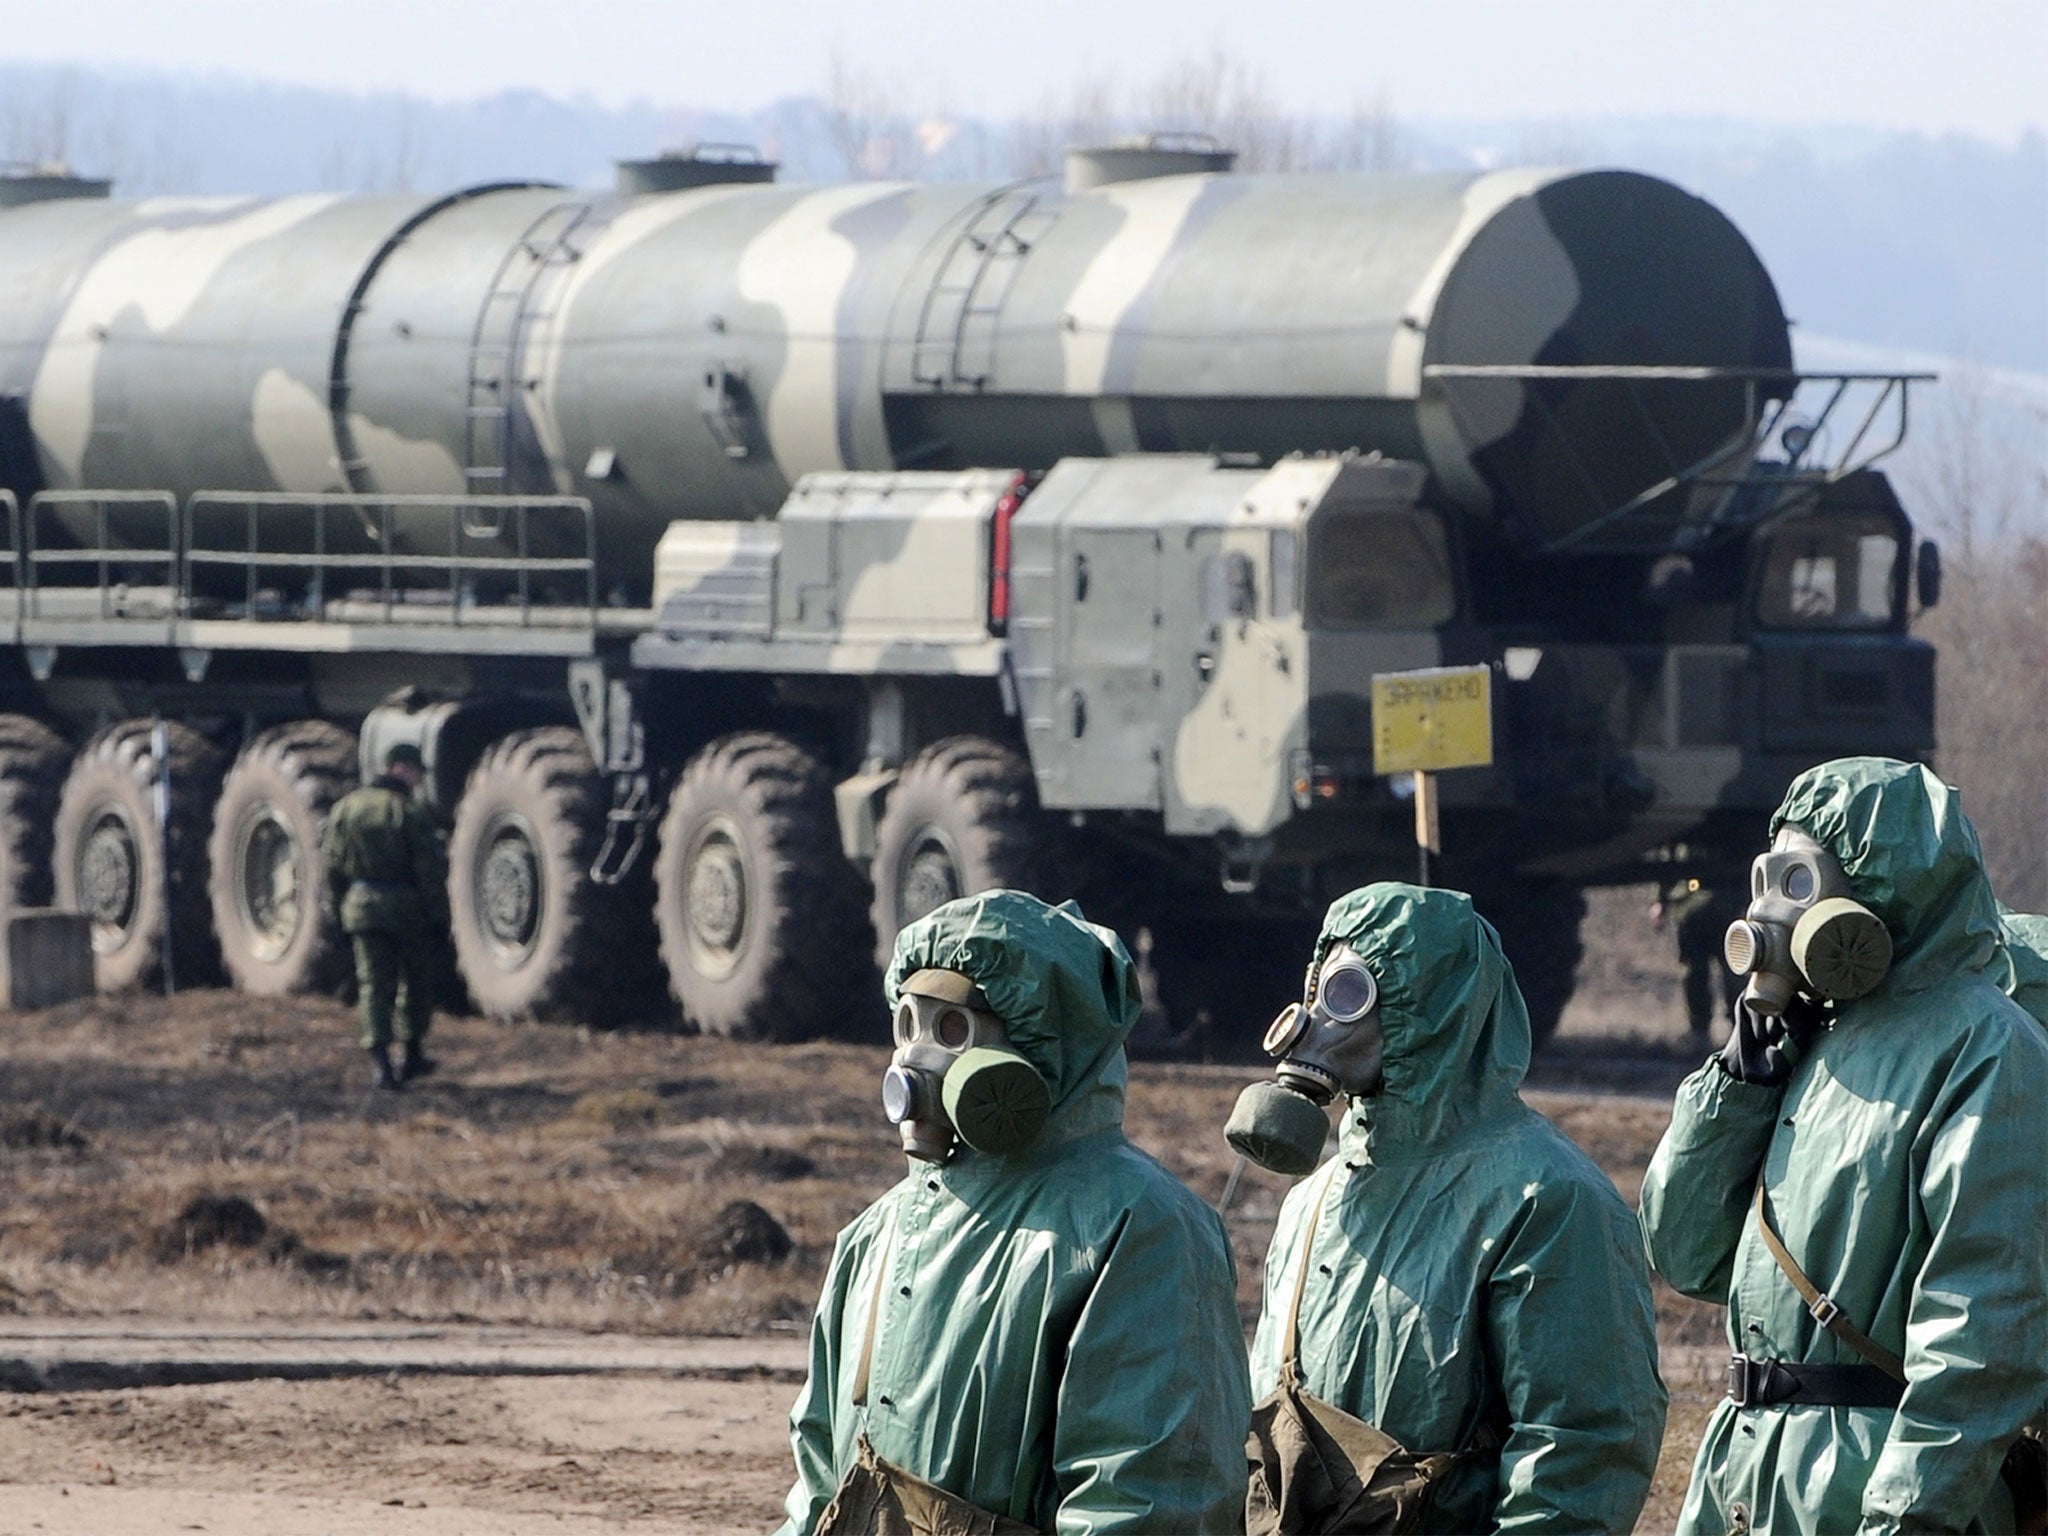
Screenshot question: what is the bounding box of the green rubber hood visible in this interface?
[1997,905,2048,1027]
[1310,882,1530,1155]
[887,890,1141,1142]
[1769,757,2001,996]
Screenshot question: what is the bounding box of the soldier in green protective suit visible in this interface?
[1227,882,1665,1534]
[321,743,447,1090]
[1999,905,2048,1028]
[775,890,1251,1536]
[1641,758,2048,1535]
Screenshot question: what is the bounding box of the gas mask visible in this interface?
[1225,944,1385,1175]
[880,969,1052,1164]
[1723,826,1892,1015]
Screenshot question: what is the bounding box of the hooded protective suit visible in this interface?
[1641,758,2048,1535]
[1998,906,2048,1027]
[1247,884,1666,1534]
[775,891,1252,1536]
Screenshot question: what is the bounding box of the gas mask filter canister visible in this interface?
[1722,826,1892,1015]
[1226,944,1384,1176]
[881,969,1051,1164]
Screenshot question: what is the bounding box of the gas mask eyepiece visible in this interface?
[1226,944,1383,1175]
[1724,827,1892,1014]
[882,970,1050,1164]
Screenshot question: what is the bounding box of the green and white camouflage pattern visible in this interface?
[0,159,1787,594]
[0,150,1939,1040]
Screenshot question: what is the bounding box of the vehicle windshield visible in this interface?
[1754,511,1901,630]
[1306,508,1456,628]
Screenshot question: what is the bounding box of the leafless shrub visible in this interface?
[314,95,428,192]
[1008,73,1121,180]
[1324,89,1409,173]
[1904,365,2048,909]
[0,70,191,192]
[822,45,918,180]
[1136,50,1315,173]
[998,53,1410,178]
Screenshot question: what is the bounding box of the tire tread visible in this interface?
[0,713,69,918]
[450,725,655,1020]
[868,734,1057,968]
[53,719,226,991]
[207,720,358,995]
[655,731,874,1041]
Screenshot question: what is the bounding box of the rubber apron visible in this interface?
[1246,1188,1474,1536]
[814,1240,1039,1536]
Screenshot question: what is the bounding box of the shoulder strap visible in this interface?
[1752,1184,1907,1384]
[849,1234,894,1408]
[1283,1181,1334,1370]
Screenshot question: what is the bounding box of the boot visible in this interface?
[368,1044,402,1090]
[399,1042,437,1083]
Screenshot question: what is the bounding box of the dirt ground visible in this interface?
[1,885,1727,1533]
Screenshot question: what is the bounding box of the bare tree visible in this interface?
[823,44,916,180]
[1904,365,2048,909]
[998,51,1406,181]
[1503,119,1597,168]
[1006,73,1120,179]
[1321,89,1408,173]
[0,70,189,193]
[1140,50,1315,173]
[313,95,435,193]
[2,69,79,167]
[385,95,423,193]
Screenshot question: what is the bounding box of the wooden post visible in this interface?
[1413,769,1439,886]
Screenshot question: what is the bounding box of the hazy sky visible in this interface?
[3,0,2044,140]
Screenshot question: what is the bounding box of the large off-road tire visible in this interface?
[654,732,875,1041]
[1471,876,1587,1051]
[206,721,358,996]
[867,736,1060,970]
[1148,914,1320,1062]
[0,714,69,929]
[447,726,651,1020]
[52,720,227,992]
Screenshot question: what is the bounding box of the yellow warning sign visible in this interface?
[1372,665,1494,775]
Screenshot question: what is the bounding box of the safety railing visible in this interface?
[0,490,599,638]
[16,489,182,630]
[1421,367,1934,552]
[183,492,599,630]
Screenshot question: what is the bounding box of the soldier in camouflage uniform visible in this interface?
[322,743,447,1089]
[1652,875,1743,1040]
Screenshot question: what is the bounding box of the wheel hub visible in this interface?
[898,831,962,926]
[687,832,746,952]
[236,807,302,963]
[478,822,541,960]
[77,810,139,940]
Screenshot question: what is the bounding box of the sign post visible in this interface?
[1371,665,1493,888]
[1412,768,1440,886]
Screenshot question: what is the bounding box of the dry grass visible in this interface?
[0,910,1708,1338]
[0,955,1720,1530]
[0,992,912,1335]
[0,979,1703,1327]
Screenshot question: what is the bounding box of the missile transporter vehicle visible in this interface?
[0,144,1935,1042]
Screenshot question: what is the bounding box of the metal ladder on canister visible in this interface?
[910,190,1054,389]
[464,200,592,498]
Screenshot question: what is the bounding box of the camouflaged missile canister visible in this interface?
[0,165,1788,600]
[0,155,1938,1054]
